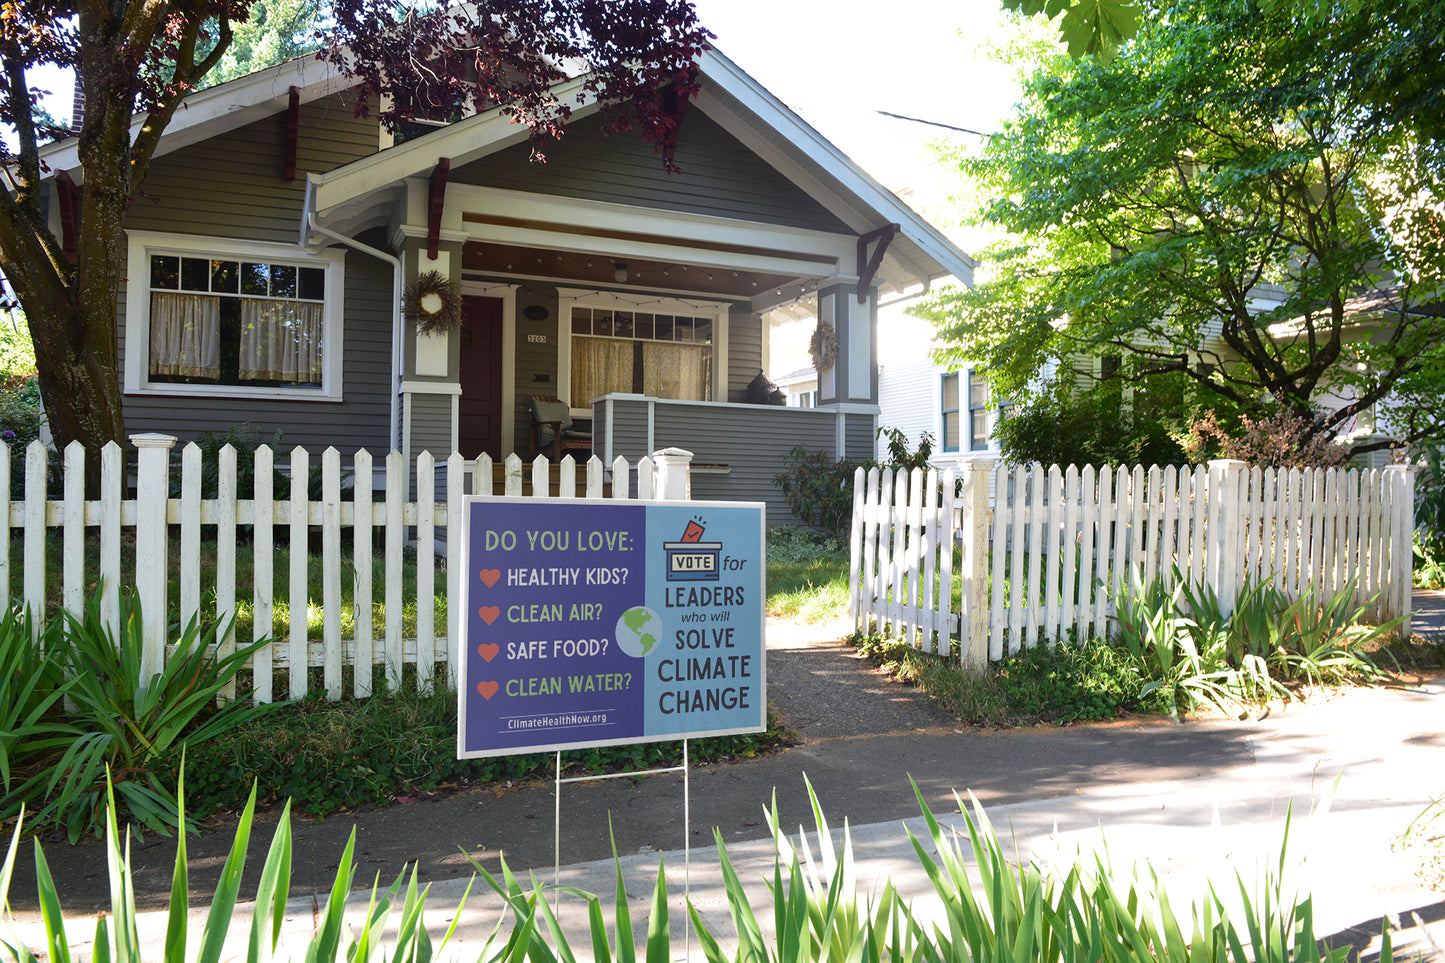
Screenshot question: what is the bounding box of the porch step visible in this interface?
[485,460,608,499]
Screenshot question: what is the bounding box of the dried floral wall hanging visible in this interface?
[404,270,463,335]
[809,318,839,371]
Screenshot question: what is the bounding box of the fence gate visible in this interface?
[849,458,1417,665]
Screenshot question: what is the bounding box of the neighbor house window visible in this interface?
[968,371,992,450]
[789,389,817,408]
[941,372,961,452]
[125,233,345,399]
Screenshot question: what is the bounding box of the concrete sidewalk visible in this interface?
[6,671,1441,962]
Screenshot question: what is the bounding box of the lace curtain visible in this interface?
[642,342,710,401]
[150,292,220,378]
[571,337,633,405]
[240,298,324,383]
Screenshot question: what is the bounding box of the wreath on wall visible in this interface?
[403,270,463,336]
[809,318,839,371]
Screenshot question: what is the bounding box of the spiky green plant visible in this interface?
[0,588,274,841]
[0,774,473,963]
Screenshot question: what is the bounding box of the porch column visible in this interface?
[817,282,879,461]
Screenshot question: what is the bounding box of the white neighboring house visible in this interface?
[874,309,1007,469]
[769,298,1006,471]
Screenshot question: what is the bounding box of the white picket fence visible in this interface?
[848,458,1417,664]
[2,435,691,704]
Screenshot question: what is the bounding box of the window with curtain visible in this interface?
[570,307,713,406]
[147,253,326,388]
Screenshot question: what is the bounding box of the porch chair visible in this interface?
[530,396,593,462]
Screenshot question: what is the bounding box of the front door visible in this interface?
[458,296,503,458]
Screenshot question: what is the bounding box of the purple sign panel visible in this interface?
[458,497,766,758]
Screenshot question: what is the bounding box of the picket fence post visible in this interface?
[848,466,866,625]
[132,432,177,688]
[960,463,991,667]
[1386,464,1416,635]
[653,447,694,500]
[1206,459,1245,616]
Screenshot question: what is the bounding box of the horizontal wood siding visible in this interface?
[450,112,850,233]
[408,394,453,456]
[125,91,377,243]
[602,400,651,498]
[727,311,763,401]
[512,285,562,457]
[878,357,939,459]
[844,413,876,461]
[606,400,836,524]
[123,246,393,452]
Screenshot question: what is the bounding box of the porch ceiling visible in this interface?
[461,241,808,301]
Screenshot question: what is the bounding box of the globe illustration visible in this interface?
[615,606,664,658]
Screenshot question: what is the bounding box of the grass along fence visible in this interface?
[2,435,692,704]
[849,458,1416,663]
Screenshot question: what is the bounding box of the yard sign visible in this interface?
[458,497,766,758]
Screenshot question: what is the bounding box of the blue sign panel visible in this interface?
[458,497,766,758]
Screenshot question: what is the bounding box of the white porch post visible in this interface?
[817,281,879,461]
[653,447,694,501]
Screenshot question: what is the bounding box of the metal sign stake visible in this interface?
[551,741,694,959]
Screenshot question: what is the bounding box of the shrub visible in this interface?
[772,427,937,535]
[0,374,44,498]
[0,590,271,841]
[995,634,1146,723]
[772,445,860,534]
[994,375,1188,468]
[1183,403,1350,469]
[1414,446,1445,586]
[1113,571,1397,718]
[183,687,795,819]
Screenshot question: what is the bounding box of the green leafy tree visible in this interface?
[202,0,322,88]
[919,0,1445,458]
[993,373,1189,468]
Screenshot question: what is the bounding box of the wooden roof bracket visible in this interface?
[659,70,696,171]
[427,158,451,260]
[285,86,300,180]
[856,223,900,303]
[55,171,80,264]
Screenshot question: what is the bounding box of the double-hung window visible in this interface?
[968,371,992,451]
[943,368,1005,452]
[941,372,962,451]
[125,232,345,400]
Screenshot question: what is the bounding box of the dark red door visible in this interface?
[459,296,503,458]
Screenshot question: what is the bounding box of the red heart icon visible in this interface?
[479,569,501,588]
[479,606,501,625]
[478,643,500,662]
[477,680,498,700]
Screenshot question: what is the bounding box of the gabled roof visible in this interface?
[41,43,974,297]
[38,56,354,176]
[304,47,972,297]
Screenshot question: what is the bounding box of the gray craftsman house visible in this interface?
[39,47,973,514]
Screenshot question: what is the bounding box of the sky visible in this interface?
[688,0,1029,229]
[687,0,1035,365]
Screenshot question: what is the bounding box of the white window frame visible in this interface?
[555,287,730,416]
[124,230,347,401]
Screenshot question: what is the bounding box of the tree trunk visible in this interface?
[27,298,126,493]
